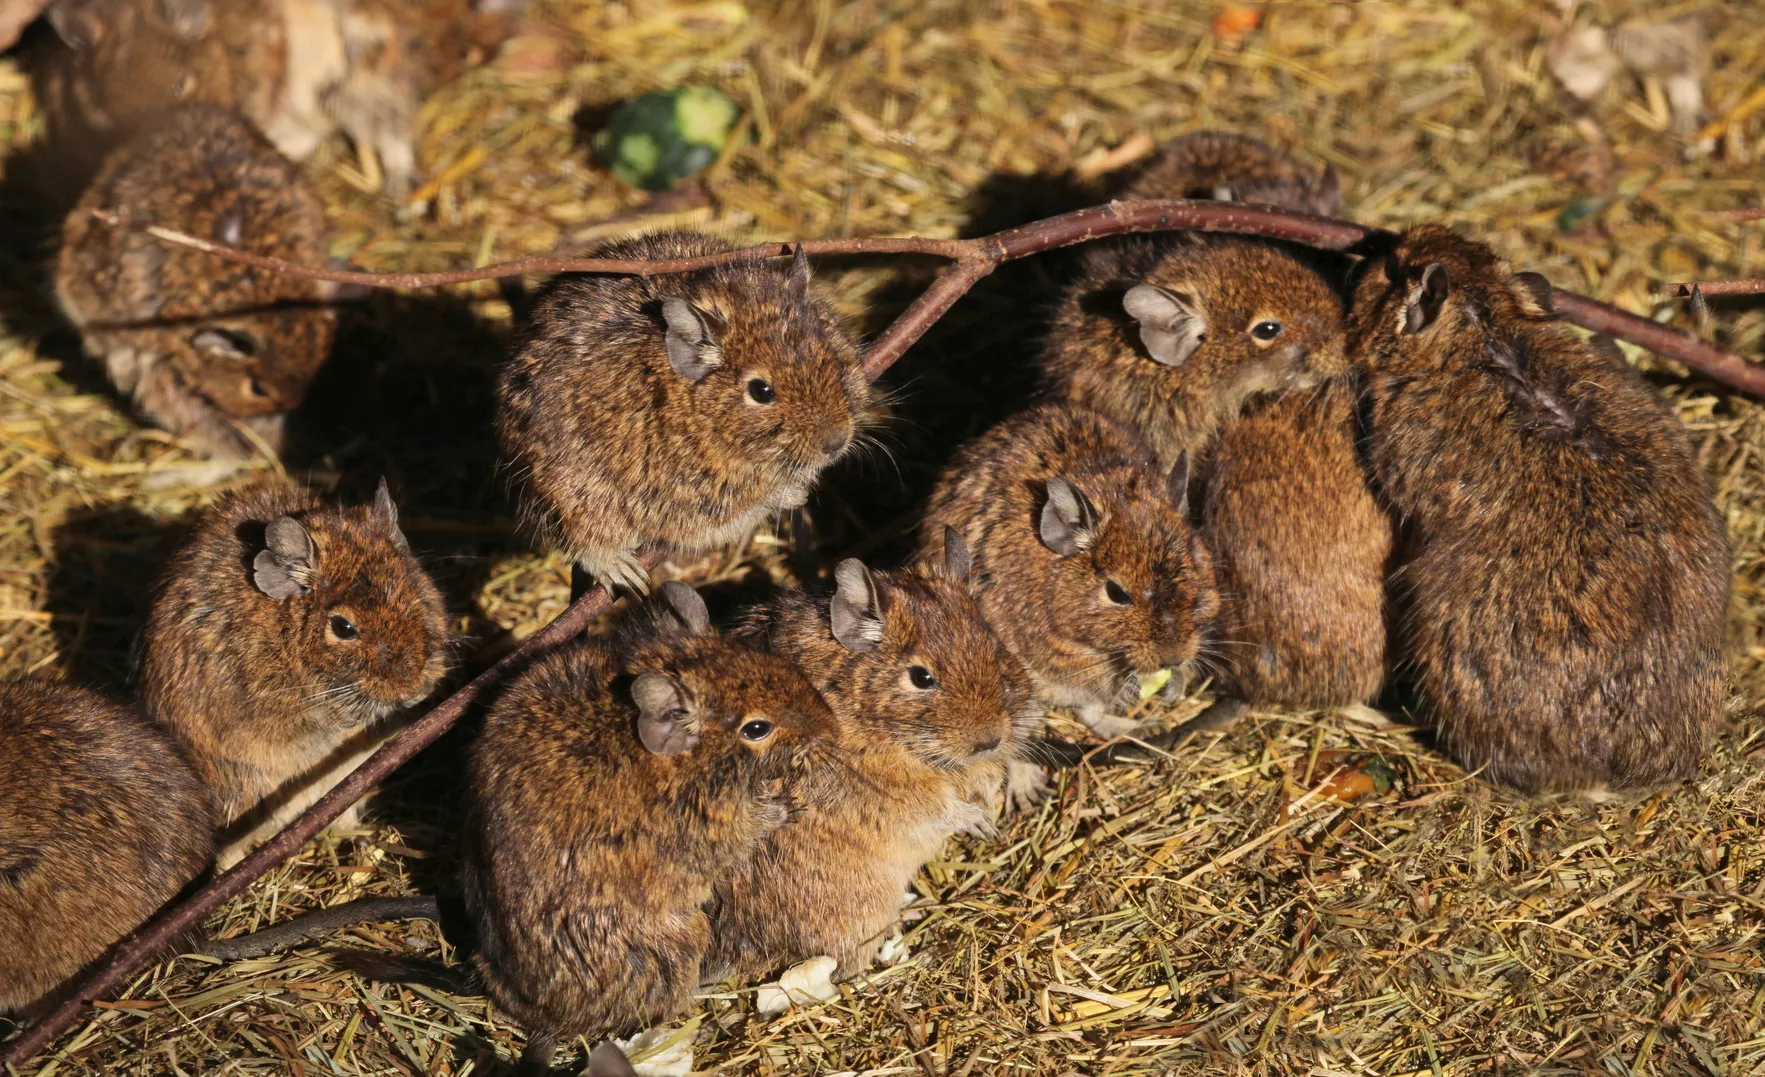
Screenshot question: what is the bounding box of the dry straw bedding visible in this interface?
[2,0,1764,1074]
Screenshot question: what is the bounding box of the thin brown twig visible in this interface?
[9,195,1763,1073]
[1663,278,1765,298]
[89,199,1760,396]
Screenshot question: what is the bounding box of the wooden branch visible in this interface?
[91,199,1760,398]
[1663,278,1765,298]
[1551,290,1765,398]
[12,193,1762,1073]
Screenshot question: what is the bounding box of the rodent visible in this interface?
[139,480,451,868]
[918,403,1220,742]
[461,592,837,1074]
[1039,221,1350,470]
[1117,130,1342,216]
[40,0,520,196]
[707,535,1034,980]
[0,678,215,1017]
[54,105,337,459]
[1116,131,1393,710]
[496,233,871,594]
[1347,224,1730,791]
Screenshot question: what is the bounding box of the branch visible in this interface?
[91,199,1761,399]
[11,194,1762,1073]
[1551,290,1765,397]
[1662,278,1765,298]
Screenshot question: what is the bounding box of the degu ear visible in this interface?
[1511,271,1556,318]
[372,477,411,551]
[661,298,723,383]
[1312,163,1344,219]
[632,673,700,755]
[587,1043,639,1077]
[48,0,113,49]
[1122,284,1206,367]
[830,558,884,654]
[656,580,712,637]
[157,0,212,38]
[1039,476,1098,558]
[941,525,972,583]
[252,517,315,600]
[787,243,811,302]
[1166,453,1191,517]
[1403,262,1450,335]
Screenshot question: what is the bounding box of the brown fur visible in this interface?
[496,231,871,592]
[918,403,1219,738]
[40,0,287,155]
[1202,390,1391,706]
[0,679,215,1016]
[55,106,336,458]
[40,0,515,195]
[461,632,836,1047]
[1117,131,1392,708]
[708,555,1034,979]
[1349,225,1730,791]
[1041,232,1349,468]
[139,483,450,866]
[1117,130,1342,216]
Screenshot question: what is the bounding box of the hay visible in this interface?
[3,0,1764,1073]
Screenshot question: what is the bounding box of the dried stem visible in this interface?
[9,195,1763,1072]
[90,199,1759,397]
[1663,278,1765,298]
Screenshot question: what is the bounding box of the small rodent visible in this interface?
[707,535,1034,980]
[1348,225,1729,791]
[1116,130,1342,216]
[55,105,337,459]
[1040,224,1349,470]
[40,0,287,155]
[1117,132,1392,710]
[41,0,520,196]
[462,593,837,1074]
[0,678,215,1017]
[918,403,1219,741]
[497,232,871,593]
[140,480,451,868]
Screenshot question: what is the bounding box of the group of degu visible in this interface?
[0,48,1732,1071]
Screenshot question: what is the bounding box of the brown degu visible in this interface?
[708,537,1034,979]
[41,0,521,195]
[919,403,1219,741]
[1040,228,1349,469]
[1118,131,1392,710]
[1348,225,1729,791]
[462,601,837,1074]
[139,481,451,867]
[55,105,336,459]
[497,233,870,593]
[0,679,215,1017]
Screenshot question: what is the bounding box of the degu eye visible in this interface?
[327,614,359,641]
[746,377,776,404]
[907,665,937,690]
[1251,320,1284,343]
[242,376,270,400]
[739,718,775,741]
[1104,580,1132,605]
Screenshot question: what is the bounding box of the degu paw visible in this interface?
[577,548,652,595]
[1006,759,1052,811]
[755,955,840,1015]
